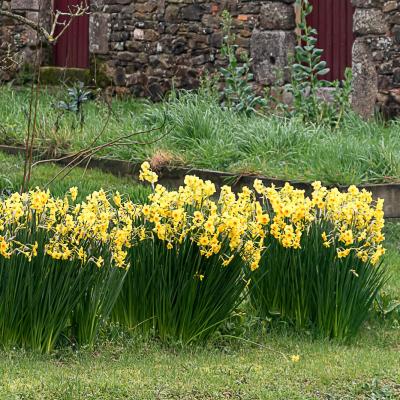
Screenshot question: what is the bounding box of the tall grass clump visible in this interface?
[143,90,240,169]
[233,114,400,185]
[248,180,387,340]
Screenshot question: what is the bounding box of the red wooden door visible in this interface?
[54,0,90,69]
[308,0,355,81]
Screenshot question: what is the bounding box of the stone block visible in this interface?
[89,13,109,54]
[201,14,219,28]
[133,28,144,40]
[114,66,126,86]
[171,37,186,54]
[135,0,157,14]
[165,5,180,22]
[394,67,400,84]
[11,0,39,10]
[210,31,223,47]
[260,2,295,30]
[394,25,400,44]
[352,0,385,8]
[250,30,295,85]
[90,0,106,13]
[143,29,159,41]
[239,2,260,14]
[353,9,388,35]
[117,51,134,62]
[383,1,398,12]
[182,4,204,21]
[352,38,378,119]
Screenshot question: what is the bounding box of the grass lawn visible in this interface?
[0,152,150,202]
[0,152,398,399]
[0,330,399,399]
[1,86,400,186]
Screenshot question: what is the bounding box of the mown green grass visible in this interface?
[0,327,399,400]
[0,151,150,202]
[1,86,400,186]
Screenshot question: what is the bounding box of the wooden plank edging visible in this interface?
[0,144,399,218]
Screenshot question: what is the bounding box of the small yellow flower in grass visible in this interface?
[69,187,78,202]
[291,354,300,363]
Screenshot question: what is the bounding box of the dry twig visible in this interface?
[0,1,89,45]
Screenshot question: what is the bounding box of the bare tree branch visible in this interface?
[0,43,21,71]
[0,2,89,45]
[42,124,171,188]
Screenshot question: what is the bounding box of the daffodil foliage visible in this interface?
[0,162,387,350]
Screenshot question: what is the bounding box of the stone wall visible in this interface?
[1,0,400,118]
[1,0,297,98]
[352,0,400,118]
[89,0,295,98]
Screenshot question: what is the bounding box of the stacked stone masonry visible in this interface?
[89,0,296,99]
[1,0,297,97]
[1,0,400,118]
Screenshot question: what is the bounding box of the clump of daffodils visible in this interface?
[253,179,386,265]
[0,187,138,268]
[0,163,386,270]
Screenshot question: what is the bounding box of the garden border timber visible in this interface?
[0,144,399,219]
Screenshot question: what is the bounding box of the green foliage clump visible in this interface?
[114,237,246,343]
[0,230,125,353]
[56,81,94,129]
[219,10,267,116]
